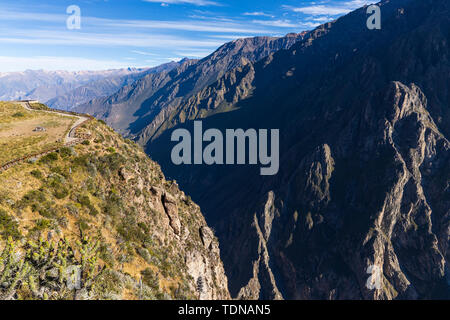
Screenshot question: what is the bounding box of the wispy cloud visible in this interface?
[103,19,268,33]
[142,0,221,6]
[284,0,371,17]
[243,12,275,18]
[252,19,316,29]
[0,9,270,34]
[208,34,257,40]
[0,10,65,22]
[174,49,213,58]
[131,50,158,56]
[0,30,225,48]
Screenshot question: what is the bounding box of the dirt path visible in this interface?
[18,101,89,144]
[0,102,91,172]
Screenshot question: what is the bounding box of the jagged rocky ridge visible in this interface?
[144,0,450,299]
[75,33,306,137]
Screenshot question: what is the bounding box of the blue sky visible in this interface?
[0,0,372,72]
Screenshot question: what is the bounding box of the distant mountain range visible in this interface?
[0,62,180,110]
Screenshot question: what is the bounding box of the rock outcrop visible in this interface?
[75,33,306,138]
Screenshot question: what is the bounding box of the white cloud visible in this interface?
[131,50,158,56]
[208,34,255,40]
[164,57,184,61]
[289,5,351,16]
[0,30,225,48]
[0,9,272,35]
[174,50,213,58]
[0,8,269,34]
[243,12,275,18]
[307,16,334,23]
[102,19,267,34]
[284,0,372,16]
[0,10,66,22]
[252,19,316,29]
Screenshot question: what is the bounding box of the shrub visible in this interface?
[59,147,74,158]
[77,219,90,233]
[32,219,52,231]
[30,169,43,179]
[135,188,142,197]
[12,112,25,117]
[57,216,69,228]
[78,194,91,207]
[116,217,147,243]
[141,268,160,291]
[72,154,90,168]
[46,174,69,199]
[18,190,47,209]
[98,243,115,268]
[39,152,58,164]
[104,193,122,218]
[88,205,99,217]
[98,153,125,174]
[32,202,57,219]
[53,187,69,199]
[65,203,79,216]
[0,209,21,240]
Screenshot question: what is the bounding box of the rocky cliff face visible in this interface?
[240,81,449,300]
[145,0,449,299]
[75,33,306,139]
[0,111,229,300]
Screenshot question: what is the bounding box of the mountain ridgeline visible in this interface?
[75,33,306,136]
[141,0,449,299]
[73,0,449,300]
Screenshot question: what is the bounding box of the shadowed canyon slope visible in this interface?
[145,0,449,299]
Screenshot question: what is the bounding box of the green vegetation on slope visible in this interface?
[0,105,229,300]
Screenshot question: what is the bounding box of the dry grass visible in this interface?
[0,118,196,299]
[0,101,76,165]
